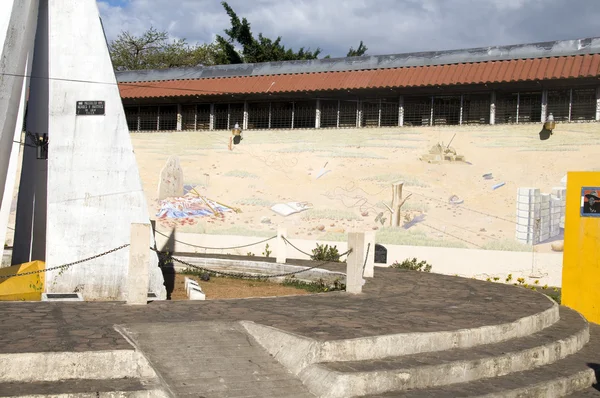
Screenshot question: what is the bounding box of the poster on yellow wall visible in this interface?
[581,188,600,216]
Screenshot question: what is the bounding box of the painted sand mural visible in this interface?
[128,123,599,254]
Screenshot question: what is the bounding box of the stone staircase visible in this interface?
[244,304,600,397]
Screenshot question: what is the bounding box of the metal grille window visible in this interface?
[247,102,270,129]
[517,92,542,123]
[197,104,211,130]
[229,103,244,129]
[124,106,139,131]
[462,94,491,125]
[571,88,596,121]
[432,96,461,126]
[547,90,570,122]
[294,101,316,129]
[158,105,178,130]
[181,105,196,130]
[380,99,399,127]
[403,97,431,126]
[213,104,229,130]
[494,92,518,124]
[139,106,159,131]
[270,102,294,129]
[320,100,339,128]
[361,100,380,127]
[339,100,358,128]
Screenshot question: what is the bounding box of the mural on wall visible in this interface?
[581,188,600,216]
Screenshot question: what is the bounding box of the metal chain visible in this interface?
[0,244,130,279]
[151,247,343,279]
[154,229,277,251]
[281,236,353,260]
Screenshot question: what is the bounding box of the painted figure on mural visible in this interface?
[228,122,243,151]
[582,190,600,214]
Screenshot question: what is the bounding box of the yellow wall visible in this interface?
[0,261,45,301]
[562,172,600,323]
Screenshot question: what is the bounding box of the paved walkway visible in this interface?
[0,267,553,354]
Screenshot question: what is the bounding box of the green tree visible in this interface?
[347,41,368,57]
[108,27,220,71]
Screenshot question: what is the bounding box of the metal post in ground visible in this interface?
[346,232,366,294]
[363,231,376,278]
[127,223,151,305]
[276,227,287,264]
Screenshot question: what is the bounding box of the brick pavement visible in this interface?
[0,267,553,354]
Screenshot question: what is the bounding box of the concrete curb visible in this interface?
[0,350,157,383]
[299,313,589,397]
[240,302,560,375]
[0,390,170,398]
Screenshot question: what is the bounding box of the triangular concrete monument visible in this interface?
[5,0,166,300]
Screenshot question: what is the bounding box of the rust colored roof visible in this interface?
[118,54,600,99]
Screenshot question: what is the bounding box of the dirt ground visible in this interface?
[171,273,311,300]
[5,123,599,254]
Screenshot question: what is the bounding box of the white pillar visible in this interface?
[243,101,248,130]
[516,92,521,124]
[429,96,434,126]
[336,100,340,128]
[356,101,362,128]
[268,102,272,129]
[459,94,464,125]
[596,87,600,121]
[398,96,404,127]
[127,223,150,305]
[315,99,321,129]
[568,89,573,122]
[209,104,215,130]
[276,227,286,264]
[362,231,376,278]
[193,105,198,131]
[291,102,295,129]
[346,232,366,294]
[176,104,182,131]
[490,92,496,125]
[378,99,382,127]
[541,89,548,122]
[156,106,160,131]
[227,103,231,130]
[136,106,141,131]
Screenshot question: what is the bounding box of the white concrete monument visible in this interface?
[2,0,166,300]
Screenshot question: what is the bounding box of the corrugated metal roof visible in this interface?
[118,54,600,99]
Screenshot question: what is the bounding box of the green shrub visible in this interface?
[310,244,341,262]
[391,257,432,272]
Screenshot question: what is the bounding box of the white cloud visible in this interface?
[97,0,600,57]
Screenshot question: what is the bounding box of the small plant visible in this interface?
[246,252,255,257]
[263,243,272,258]
[283,277,346,292]
[391,258,432,272]
[310,244,341,262]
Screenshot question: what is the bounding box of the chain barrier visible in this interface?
[151,247,340,279]
[281,236,353,260]
[153,229,277,251]
[0,244,130,279]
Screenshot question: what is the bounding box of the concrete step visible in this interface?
[0,378,168,397]
[300,307,588,398]
[360,323,600,398]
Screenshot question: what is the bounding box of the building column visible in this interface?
[136,106,141,131]
[398,96,404,127]
[243,101,249,130]
[315,99,321,128]
[568,89,573,122]
[490,92,496,125]
[268,102,272,129]
[516,93,521,124]
[459,95,464,125]
[378,99,382,127]
[541,89,548,122]
[336,100,340,128]
[356,101,362,128]
[209,104,215,131]
[291,102,295,129]
[156,105,161,130]
[176,104,182,131]
[596,87,600,121]
[429,96,434,126]
[227,103,231,130]
[193,105,198,131]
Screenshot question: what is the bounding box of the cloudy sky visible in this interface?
[97,0,599,58]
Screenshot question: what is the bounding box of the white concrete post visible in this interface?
[176,104,182,131]
[336,100,340,128]
[268,102,272,129]
[227,103,231,130]
[127,223,151,305]
[541,89,548,122]
[378,99,382,127]
[276,227,287,264]
[398,96,404,127]
[315,99,321,129]
[459,94,464,125]
[596,87,600,121]
[243,101,249,130]
[362,231,376,278]
[429,96,434,126]
[516,92,521,124]
[209,104,215,130]
[346,232,366,294]
[568,89,573,122]
[490,92,496,125]
[291,102,295,129]
[356,101,362,128]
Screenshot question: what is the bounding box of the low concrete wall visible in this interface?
[157,232,564,287]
